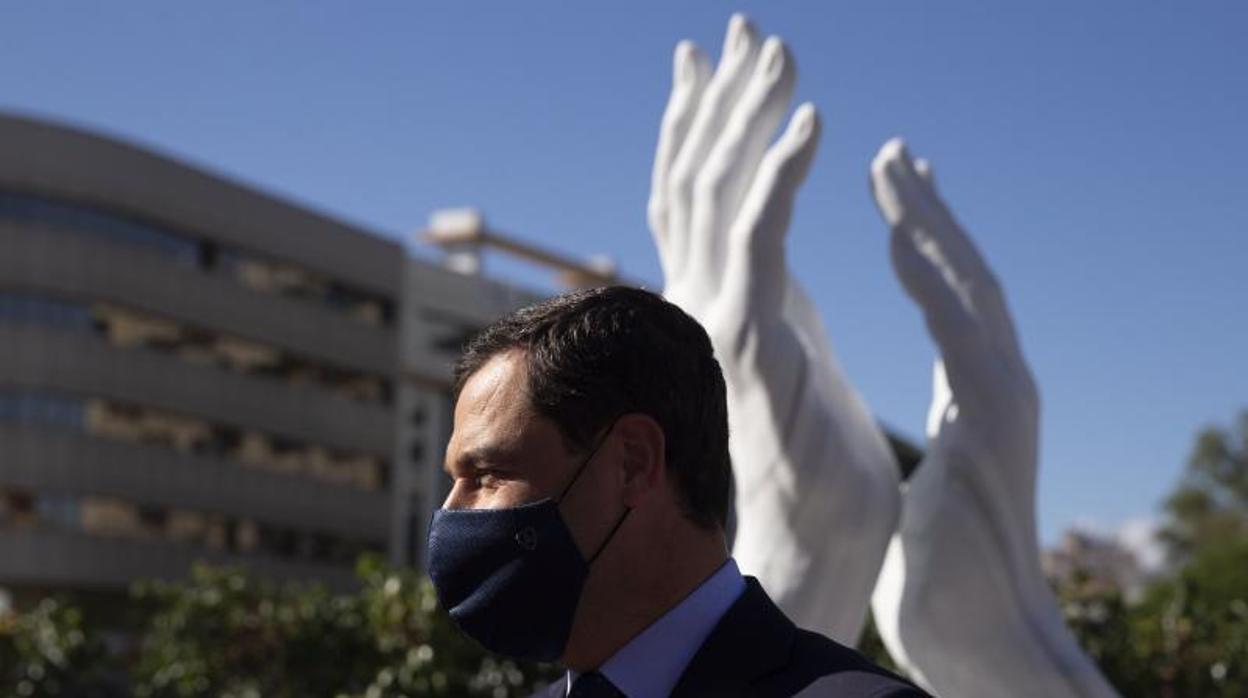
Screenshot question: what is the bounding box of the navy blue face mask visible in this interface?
[426,427,630,662]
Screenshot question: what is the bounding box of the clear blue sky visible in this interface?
[3,2,1245,544]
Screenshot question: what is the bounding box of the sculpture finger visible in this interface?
[722,103,820,323]
[664,14,760,286]
[649,40,710,282]
[871,139,976,335]
[871,138,998,412]
[888,145,1026,369]
[917,157,1025,363]
[687,36,796,299]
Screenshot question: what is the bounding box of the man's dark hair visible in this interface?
[454,286,731,530]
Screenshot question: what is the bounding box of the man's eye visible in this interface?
[476,470,502,487]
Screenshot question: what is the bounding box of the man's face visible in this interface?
[442,350,579,511]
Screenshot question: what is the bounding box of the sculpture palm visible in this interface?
[648,15,902,643]
[868,139,1119,697]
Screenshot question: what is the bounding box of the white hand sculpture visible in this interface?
[868,139,1119,697]
[648,15,902,643]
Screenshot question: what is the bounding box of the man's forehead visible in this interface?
[458,351,526,413]
[451,351,534,450]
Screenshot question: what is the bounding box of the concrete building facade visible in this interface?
[0,112,534,593]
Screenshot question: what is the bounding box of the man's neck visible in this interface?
[560,524,728,671]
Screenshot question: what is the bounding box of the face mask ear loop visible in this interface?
[555,421,616,504]
[587,507,631,566]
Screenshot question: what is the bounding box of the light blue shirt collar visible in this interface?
[567,558,746,698]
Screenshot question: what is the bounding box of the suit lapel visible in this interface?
[670,577,796,698]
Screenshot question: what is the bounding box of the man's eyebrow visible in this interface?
[445,445,509,474]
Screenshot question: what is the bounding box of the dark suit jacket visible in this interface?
[533,577,927,697]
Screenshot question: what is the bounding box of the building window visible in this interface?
[0,190,395,328]
[0,291,393,407]
[216,249,394,328]
[0,392,86,430]
[35,494,79,530]
[0,488,383,565]
[0,292,93,330]
[0,390,387,492]
[0,191,198,264]
[0,490,35,527]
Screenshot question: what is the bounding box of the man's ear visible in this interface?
[613,413,666,507]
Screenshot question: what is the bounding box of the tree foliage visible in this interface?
[1056,409,1248,696]
[1057,539,1248,697]
[1,557,557,697]
[0,596,123,697]
[1160,410,1248,561]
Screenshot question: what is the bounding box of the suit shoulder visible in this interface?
[793,673,928,698]
[780,629,928,697]
[791,628,900,676]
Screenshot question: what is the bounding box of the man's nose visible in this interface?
[442,480,473,510]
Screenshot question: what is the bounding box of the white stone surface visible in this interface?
[868,139,1119,698]
[647,15,902,644]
